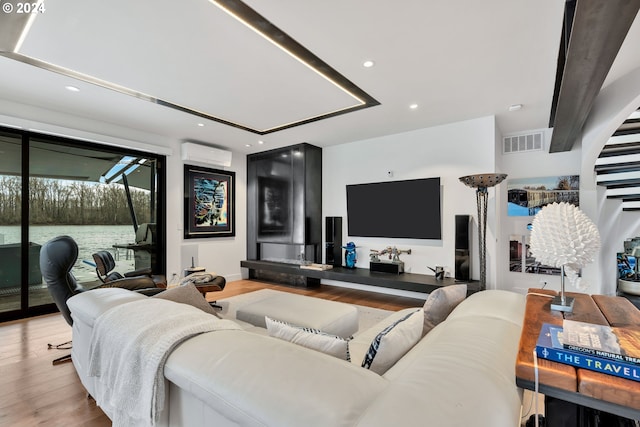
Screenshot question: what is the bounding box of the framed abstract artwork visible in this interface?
[184,165,235,239]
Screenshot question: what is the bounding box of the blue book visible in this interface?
[535,323,640,382]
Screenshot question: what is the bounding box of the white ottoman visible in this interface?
[236,293,359,338]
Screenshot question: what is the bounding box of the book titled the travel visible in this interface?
[562,319,640,366]
[535,323,640,382]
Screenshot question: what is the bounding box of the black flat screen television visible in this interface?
[346,177,442,239]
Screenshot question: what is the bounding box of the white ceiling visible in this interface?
[0,0,638,154]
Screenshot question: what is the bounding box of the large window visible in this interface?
[0,129,165,321]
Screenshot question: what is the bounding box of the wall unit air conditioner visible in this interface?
[181,142,232,168]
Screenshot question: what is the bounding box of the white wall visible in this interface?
[17,94,637,297]
[0,102,248,284]
[495,129,582,294]
[322,116,498,290]
[493,66,640,297]
[580,66,640,295]
[166,152,247,283]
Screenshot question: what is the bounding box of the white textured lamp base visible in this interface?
[550,295,574,313]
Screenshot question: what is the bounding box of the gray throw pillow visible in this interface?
[422,284,467,336]
[153,283,221,317]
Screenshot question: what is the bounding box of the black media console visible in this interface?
[240,260,479,295]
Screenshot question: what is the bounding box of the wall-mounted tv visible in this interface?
[346,177,442,240]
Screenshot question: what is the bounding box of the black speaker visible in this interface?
[325,216,342,266]
[455,215,470,281]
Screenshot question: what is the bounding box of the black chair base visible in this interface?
[48,340,72,350]
[48,340,72,365]
[52,353,72,365]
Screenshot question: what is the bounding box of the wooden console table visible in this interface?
[515,289,640,423]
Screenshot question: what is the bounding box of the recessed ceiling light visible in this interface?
[197,123,205,127]
[258,140,265,145]
[409,104,419,110]
[65,85,80,92]
[363,60,375,68]
[245,144,252,147]
[508,104,523,112]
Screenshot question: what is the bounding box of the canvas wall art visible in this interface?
[507,175,579,216]
[509,234,561,276]
[184,165,235,238]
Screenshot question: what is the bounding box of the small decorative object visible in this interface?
[184,165,235,238]
[370,246,411,262]
[183,256,205,278]
[369,246,411,274]
[428,266,445,280]
[343,242,357,269]
[529,202,600,312]
[459,173,508,290]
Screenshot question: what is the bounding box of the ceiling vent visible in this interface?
[503,131,544,154]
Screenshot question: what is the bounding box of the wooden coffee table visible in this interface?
[516,289,640,423]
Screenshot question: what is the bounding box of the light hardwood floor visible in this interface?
[0,279,425,426]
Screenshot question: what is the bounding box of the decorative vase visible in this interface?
[343,242,357,269]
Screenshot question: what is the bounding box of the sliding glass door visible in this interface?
[0,132,23,314]
[0,128,165,321]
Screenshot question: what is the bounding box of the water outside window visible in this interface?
[0,132,163,317]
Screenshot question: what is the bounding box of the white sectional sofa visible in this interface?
[67,286,526,427]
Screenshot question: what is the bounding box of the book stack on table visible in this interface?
[536,320,640,382]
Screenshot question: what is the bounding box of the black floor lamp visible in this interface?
[459,173,507,290]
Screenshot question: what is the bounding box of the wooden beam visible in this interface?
[549,0,640,153]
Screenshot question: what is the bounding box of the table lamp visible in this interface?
[529,202,600,313]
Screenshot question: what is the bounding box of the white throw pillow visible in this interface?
[265,316,351,361]
[361,309,424,375]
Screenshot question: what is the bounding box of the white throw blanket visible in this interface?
[180,272,218,286]
[87,298,241,427]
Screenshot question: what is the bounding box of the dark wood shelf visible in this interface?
[240,260,479,295]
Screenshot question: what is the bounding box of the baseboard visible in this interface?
[225,273,243,282]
